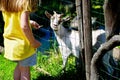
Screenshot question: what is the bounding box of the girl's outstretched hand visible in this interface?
[30,20,42,29]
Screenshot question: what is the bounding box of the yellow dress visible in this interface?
[2,11,36,60]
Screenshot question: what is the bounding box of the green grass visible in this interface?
[0,49,82,80]
[0,53,16,80]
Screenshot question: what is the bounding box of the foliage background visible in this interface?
[0,0,104,46]
[0,0,105,80]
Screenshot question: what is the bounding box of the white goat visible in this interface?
[45,11,114,72]
[45,11,80,70]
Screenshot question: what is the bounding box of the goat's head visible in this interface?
[45,11,71,31]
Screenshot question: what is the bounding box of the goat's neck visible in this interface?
[54,25,68,38]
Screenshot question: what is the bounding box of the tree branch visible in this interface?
[90,35,120,80]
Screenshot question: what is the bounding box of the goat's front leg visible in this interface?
[59,46,71,71]
[61,54,69,71]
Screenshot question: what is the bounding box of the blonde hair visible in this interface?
[0,0,39,12]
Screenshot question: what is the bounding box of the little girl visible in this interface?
[0,0,41,80]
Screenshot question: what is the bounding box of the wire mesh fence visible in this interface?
[91,0,120,80]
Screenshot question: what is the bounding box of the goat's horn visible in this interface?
[53,11,56,14]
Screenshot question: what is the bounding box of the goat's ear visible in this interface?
[60,13,64,17]
[45,11,52,19]
[63,16,71,22]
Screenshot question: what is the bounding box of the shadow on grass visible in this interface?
[33,68,86,80]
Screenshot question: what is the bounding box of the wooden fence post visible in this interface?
[76,0,84,51]
[82,0,92,80]
[76,0,85,79]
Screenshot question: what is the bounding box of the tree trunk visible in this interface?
[90,35,120,80]
[90,0,120,79]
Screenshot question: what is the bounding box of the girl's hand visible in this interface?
[31,39,41,48]
[30,20,42,29]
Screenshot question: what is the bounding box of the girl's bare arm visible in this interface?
[20,11,41,48]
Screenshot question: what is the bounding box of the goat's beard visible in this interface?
[54,29,58,31]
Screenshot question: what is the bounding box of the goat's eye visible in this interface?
[58,20,62,24]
